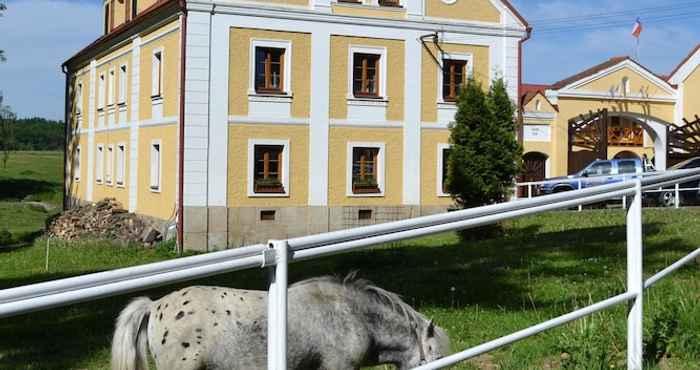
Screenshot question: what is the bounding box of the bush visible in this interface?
[0,229,13,246]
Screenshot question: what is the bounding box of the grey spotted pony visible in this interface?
[112,275,451,370]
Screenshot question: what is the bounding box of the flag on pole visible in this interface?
[632,18,643,38]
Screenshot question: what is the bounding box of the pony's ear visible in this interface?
[426,319,435,337]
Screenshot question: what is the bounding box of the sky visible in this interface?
[0,0,699,120]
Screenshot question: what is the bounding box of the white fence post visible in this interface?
[528,184,532,199]
[626,180,643,370]
[266,240,289,370]
[675,184,680,209]
[578,180,583,212]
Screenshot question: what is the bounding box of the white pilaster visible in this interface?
[183,7,213,207]
[308,31,331,206]
[208,15,230,207]
[503,37,519,102]
[403,32,421,205]
[128,36,141,212]
[86,60,96,202]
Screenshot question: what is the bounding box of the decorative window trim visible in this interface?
[97,72,106,112]
[96,144,104,184]
[151,47,164,100]
[437,52,473,104]
[436,143,452,197]
[149,139,162,193]
[248,39,293,97]
[347,45,388,100]
[116,142,126,187]
[247,139,291,198]
[346,141,385,197]
[106,144,115,186]
[74,145,81,182]
[118,64,128,106]
[76,81,83,117]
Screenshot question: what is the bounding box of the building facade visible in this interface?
[63,0,530,251]
[520,52,700,183]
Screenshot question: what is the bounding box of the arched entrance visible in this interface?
[521,152,548,197]
[568,109,669,174]
[613,151,640,159]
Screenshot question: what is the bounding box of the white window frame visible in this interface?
[437,52,474,104]
[346,141,386,197]
[74,145,81,182]
[96,144,104,183]
[436,143,452,197]
[118,64,127,106]
[248,39,293,96]
[97,73,106,112]
[106,144,114,185]
[116,142,126,187]
[247,139,290,197]
[347,45,388,100]
[151,48,164,99]
[149,139,162,192]
[107,67,116,107]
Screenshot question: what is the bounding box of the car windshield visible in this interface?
[581,162,612,177]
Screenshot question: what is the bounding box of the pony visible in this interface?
[112,274,451,370]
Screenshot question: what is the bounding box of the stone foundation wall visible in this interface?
[183,205,453,251]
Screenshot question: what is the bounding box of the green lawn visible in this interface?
[1,209,699,369]
[0,151,63,246]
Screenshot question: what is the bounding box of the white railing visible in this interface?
[2,169,700,370]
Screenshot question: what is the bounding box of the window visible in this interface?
[104,3,110,34]
[76,82,83,116]
[353,53,381,98]
[535,99,542,111]
[118,65,127,105]
[255,47,285,94]
[253,145,285,194]
[106,145,114,185]
[352,147,380,194]
[260,210,276,221]
[108,68,115,107]
[437,144,452,196]
[74,146,81,182]
[151,50,163,98]
[379,0,401,6]
[96,145,104,183]
[116,144,126,186]
[583,162,613,177]
[98,73,106,111]
[247,139,290,197]
[442,59,467,102]
[131,0,138,19]
[150,141,161,191]
[618,160,637,175]
[358,209,373,220]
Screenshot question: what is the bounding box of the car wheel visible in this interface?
[659,191,676,208]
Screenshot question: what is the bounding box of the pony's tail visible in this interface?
[112,297,153,370]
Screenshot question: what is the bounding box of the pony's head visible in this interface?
[417,319,451,366]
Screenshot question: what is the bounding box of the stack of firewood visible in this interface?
[47,198,162,246]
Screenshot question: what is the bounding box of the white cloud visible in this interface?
[0,0,102,120]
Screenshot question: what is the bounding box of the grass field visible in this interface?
[1,151,699,369]
[0,151,63,246]
[1,210,700,369]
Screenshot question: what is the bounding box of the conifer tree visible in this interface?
[446,77,522,238]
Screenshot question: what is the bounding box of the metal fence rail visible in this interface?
[2,168,700,370]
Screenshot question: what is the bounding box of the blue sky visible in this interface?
[0,0,698,120]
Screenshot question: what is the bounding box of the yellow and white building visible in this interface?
[63,0,530,251]
[520,52,700,183]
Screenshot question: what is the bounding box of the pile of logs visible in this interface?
[47,198,162,246]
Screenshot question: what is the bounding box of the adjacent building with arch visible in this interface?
[520,52,700,183]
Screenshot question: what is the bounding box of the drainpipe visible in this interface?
[61,65,70,211]
[177,0,187,253]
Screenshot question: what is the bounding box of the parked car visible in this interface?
[655,157,700,207]
[539,159,644,195]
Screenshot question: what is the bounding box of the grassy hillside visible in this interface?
[0,151,63,246]
[1,210,699,369]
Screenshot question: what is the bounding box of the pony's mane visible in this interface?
[292,272,427,329]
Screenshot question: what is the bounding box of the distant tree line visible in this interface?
[7,117,65,151]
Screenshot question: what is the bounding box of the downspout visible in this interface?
[177,0,187,253]
[517,26,532,145]
[61,65,70,211]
